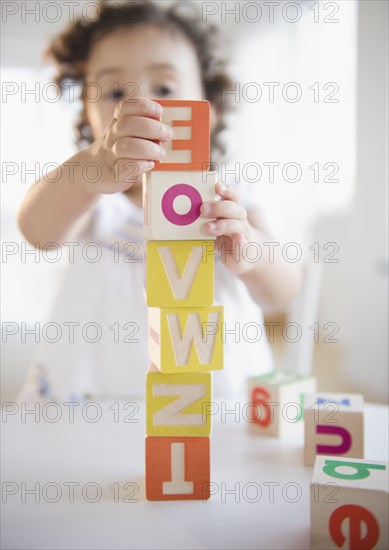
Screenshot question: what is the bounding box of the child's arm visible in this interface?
[201,182,302,311]
[18,98,172,248]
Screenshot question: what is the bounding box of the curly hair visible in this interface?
[45,0,233,159]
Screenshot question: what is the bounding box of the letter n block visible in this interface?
[146,240,214,308]
[304,393,364,466]
[247,369,316,437]
[153,99,210,171]
[143,170,217,240]
[146,436,210,501]
[311,456,388,549]
[146,370,212,436]
[148,306,223,373]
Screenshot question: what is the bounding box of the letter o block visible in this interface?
[311,456,388,549]
[143,171,217,240]
[247,370,316,437]
[304,393,364,466]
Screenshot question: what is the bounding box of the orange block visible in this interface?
[145,436,211,501]
[153,99,210,171]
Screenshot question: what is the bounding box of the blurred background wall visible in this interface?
[1,0,387,402]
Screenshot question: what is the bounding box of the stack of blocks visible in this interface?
[143,100,223,500]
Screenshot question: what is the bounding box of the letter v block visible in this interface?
[153,99,210,171]
[311,456,388,549]
[146,240,214,307]
[148,306,223,373]
[143,170,217,240]
[304,392,364,466]
[146,437,211,501]
[146,370,211,436]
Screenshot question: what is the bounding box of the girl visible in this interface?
[17,1,301,402]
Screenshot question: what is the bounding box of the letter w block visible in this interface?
[148,306,223,373]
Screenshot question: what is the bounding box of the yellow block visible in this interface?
[146,240,214,307]
[148,306,224,373]
[146,370,212,436]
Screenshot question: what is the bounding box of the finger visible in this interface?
[201,199,247,221]
[114,97,163,120]
[112,136,166,161]
[113,116,173,142]
[216,182,241,203]
[205,218,248,238]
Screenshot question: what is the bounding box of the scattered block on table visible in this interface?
[146,240,214,308]
[247,369,316,437]
[142,170,217,240]
[148,305,223,373]
[146,369,212,436]
[153,99,210,171]
[146,436,211,501]
[311,455,388,549]
[304,392,364,466]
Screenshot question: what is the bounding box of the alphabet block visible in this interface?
[146,240,214,308]
[142,170,217,240]
[304,393,364,466]
[148,306,223,373]
[145,436,210,500]
[153,99,210,171]
[146,370,212,436]
[247,369,316,437]
[311,456,388,549]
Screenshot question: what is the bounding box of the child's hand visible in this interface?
[201,182,257,275]
[84,98,173,194]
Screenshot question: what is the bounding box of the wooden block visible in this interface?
[148,306,223,373]
[311,455,388,549]
[247,369,316,437]
[142,170,217,241]
[146,240,214,308]
[145,436,211,500]
[153,99,210,171]
[146,370,212,436]
[304,393,364,466]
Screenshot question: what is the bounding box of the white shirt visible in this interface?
[18,181,273,402]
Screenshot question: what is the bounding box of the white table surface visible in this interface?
[1,399,388,550]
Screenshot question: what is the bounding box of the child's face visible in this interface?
[84,24,206,139]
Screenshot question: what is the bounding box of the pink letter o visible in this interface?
[161,184,202,226]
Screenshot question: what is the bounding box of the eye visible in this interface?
[154,85,174,98]
[105,88,125,102]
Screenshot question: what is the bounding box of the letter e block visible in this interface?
[247,369,316,437]
[153,99,210,171]
[146,370,212,436]
[304,393,364,466]
[148,306,223,373]
[146,436,211,501]
[146,240,214,307]
[143,170,217,240]
[311,456,388,549]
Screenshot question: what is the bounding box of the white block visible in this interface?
[304,393,364,466]
[311,455,388,549]
[247,369,316,437]
[143,170,216,240]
